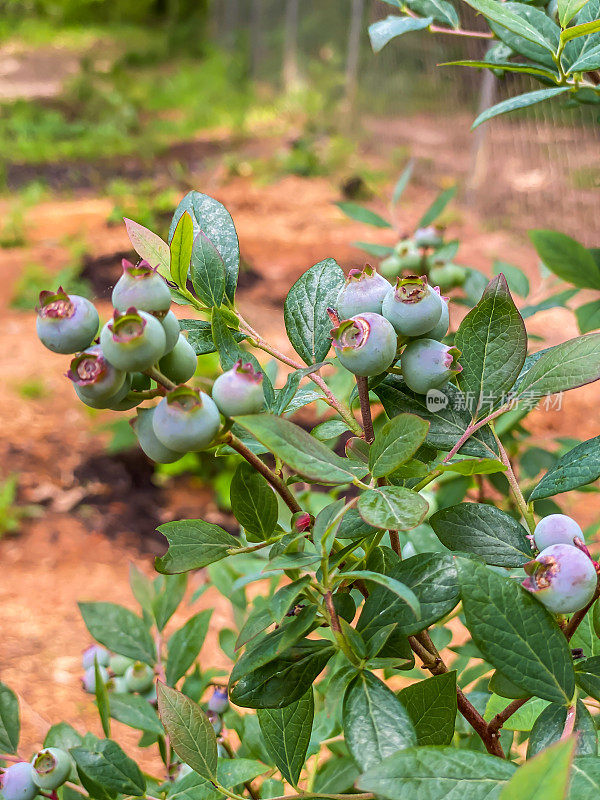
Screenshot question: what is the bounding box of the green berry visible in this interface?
[100,308,166,372]
[161,310,181,354]
[74,374,132,410]
[131,407,182,464]
[31,749,71,791]
[112,260,171,315]
[382,276,443,337]
[400,338,462,394]
[68,346,126,403]
[106,676,129,693]
[393,240,422,270]
[130,372,151,392]
[336,264,390,317]
[211,360,264,417]
[428,263,467,292]
[36,287,99,355]
[159,334,197,384]
[379,254,403,279]
[153,386,221,453]
[109,654,135,676]
[330,312,397,377]
[124,662,155,693]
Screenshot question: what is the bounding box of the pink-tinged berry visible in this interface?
[100,308,166,372]
[159,334,197,384]
[207,710,223,735]
[0,763,38,800]
[211,360,264,417]
[31,749,71,791]
[400,338,462,394]
[153,386,221,452]
[82,664,109,694]
[131,407,182,464]
[112,259,171,315]
[533,514,584,551]
[124,662,155,693]
[330,311,397,377]
[414,225,443,249]
[381,276,443,337]
[68,346,126,403]
[336,264,390,318]
[36,287,99,355]
[82,644,111,669]
[207,687,229,714]
[292,511,313,533]
[522,543,598,614]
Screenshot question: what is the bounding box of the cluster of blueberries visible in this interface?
[80,644,155,699]
[523,513,598,614]
[0,749,71,800]
[330,264,461,394]
[35,260,264,464]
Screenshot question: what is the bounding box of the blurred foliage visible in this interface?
[0,474,40,538]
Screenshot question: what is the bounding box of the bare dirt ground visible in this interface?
[1,153,599,759]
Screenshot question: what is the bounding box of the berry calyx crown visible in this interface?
[231,358,263,384]
[393,275,429,303]
[330,315,371,351]
[37,286,75,319]
[121,258,162,279]
[108,308,147,341]
[67,348,108,386]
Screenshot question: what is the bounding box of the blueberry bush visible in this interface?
[3,187,600,800]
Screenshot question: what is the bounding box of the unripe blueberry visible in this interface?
[217,744,229,759]
[100,308,166,372]
[336,264,390,317]
[82,645,111,669]
[0,763,37,800]
[109,653,135,676]
[522,543,598,614]
[131,407,182,464]
[112,260,171,315]
[381,276,443,337]
[106,379,142,411]
[142,684,157,704]
[153,386,221,452]
[207,687,229,714]
[159,334,197,384]
[74,373,132,410]
[130,372,151,392]
[160,310,181,354]
[31,749,71,791]
[68,346,126,403]
[82,664,109,694]
[106,676,128,693]
[124,662,155,693]
[211,360,264,417]
[207,710,223,735]
[533,514,583,551]
[379,254,403,279]
[393,240,422,270]
[418,294,449,340]
[428,263,467,292]
[330,311,397,377]
[414,225,443,249]
[36,287,99,355]
[400,338,462,395]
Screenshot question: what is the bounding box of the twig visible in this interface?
[356,376,374,444]
[487,697,529,735]
[389,531,401,557]
[227,433,301,513]
[145,367,177,391]
[403,7,493,38]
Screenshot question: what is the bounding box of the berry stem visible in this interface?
[145,367,177,391]
[356,376,374,444]
[403,7,493,37]
[226,433,302,514]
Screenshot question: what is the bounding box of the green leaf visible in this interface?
[397,672,457,746]
[369,413,429,478]
[575,300,600,334]
[458,559,576,704]
[437,458,506,476]
[155,519,238,575]
[190,232,226,308]
[166,610,212,686]
[257,689,314,786]
[352,242,395,258]
[472,88,571,129]
[340,570,421,616]
[230,462,278,542]
[108,693,163,735]
[441,59,558,80]
[168,191,239,303]
[358,486,429,531]
[124,218,170,280]
[374,376,499,458]
[153,574,187,632]
[406,0,459,27]
[462,0,557,50]
[233,415,368,485]
[521,289,579,320]
[417,185,457,228]
[357,553,459,639]
[561,17,600,42]
[217,759,269,787]
[170,211,193,289]
[94,660,111,738]
[455,274,527,419]
[343,672,416,772]
[527,701,597,758]
[78,603,155,665]
[559,0,591,27]
[529,230,600,290]
[487,3,559,68]
[283,259,345,366]
[71,740,146,797]
[335,202,392,228]
[484,696,549,730]
[575,655,600,700]
[157,682,217,780]
[493,261,531,297]
[569,757,600,799]
[514,333,600,398]
[392,161,414,206]
[229,640,335,709]
[270,577,312,625]
[179,319,245,356]
[368,15,434,53]
[529,436,600,501]
[499,738,575,800]
[311,419,350,441]
[430,503,532,567]
[357,746,516,800]
[0,681,19,754]
[567,41,600,72]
